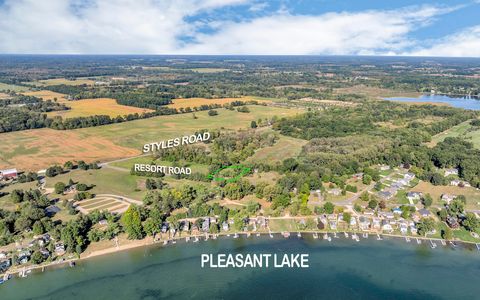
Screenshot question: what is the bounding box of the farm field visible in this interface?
[428,120,480,149]
[0,105,302,171]
[23,90,69,103]
[167,96,268,109]
[246,134,307,164]
[0,82,31,92]
[27,78,96,86]
[47,98,154,118]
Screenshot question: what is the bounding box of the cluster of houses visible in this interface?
[317,208,437,235]
[159,216,270,237]
[378,171,416,200]
[0,234,66,275]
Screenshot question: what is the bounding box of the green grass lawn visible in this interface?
[45,168,146,200]
[246,133,307,164]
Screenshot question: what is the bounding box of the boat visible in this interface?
[333,232,339,238]
[269,231,274,238]
[441,240,447,246]
[313,232,318,239]
[69,261,76,267]
[185,236,190,242]
[247,232,251,238]
[405,236,411,243]
[323,233,331,242]
[430,240,437,249]
[416,238,421,244]
[233,233,239,239]
[297,232,301,238]
[376,233,382,240]
[362,233,368,239]
[193,236,199,243]
[163,240,168,245]
[282,232,290,238]
[352,233,359,242]
[172,239,177,244]
[256,233,261,237]
[344,232,349,238]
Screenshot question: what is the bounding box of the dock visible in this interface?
[405,236,411,243]
[476,243,480,251]
[376,233,382,240]
[430,240,437,249]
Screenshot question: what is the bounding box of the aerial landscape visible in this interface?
[1,0,480,299]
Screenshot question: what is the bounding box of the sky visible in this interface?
[0,0,479,56]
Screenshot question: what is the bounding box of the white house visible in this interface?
[444,168,459,177]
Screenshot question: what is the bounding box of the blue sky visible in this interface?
[0,0,479,56]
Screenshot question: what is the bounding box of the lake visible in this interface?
[385,94,480,110]
[2,236,480,300]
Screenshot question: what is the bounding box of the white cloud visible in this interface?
[406,26,480,57]
[182,6,452,55]
[0,0,250,54]
[0,1,476,57]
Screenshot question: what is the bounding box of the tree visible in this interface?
[422,194,433,207]
[145,178,156,190]
[343,212,352,226]
[441,227,453,240]
[64,161,74,170]
[76,183,88,191]
[250,120,257,128]
[143,217,161,236]
[368,199,378,209]
[360,192,369,202]
[208,110,218,116]
[417,218,435,236]
[121,205,144,239]
[362,174,372,185]
[54,182,66,194]
[463,213,479,232]
[209,223,219,234]
[32,221,45,235]
[11,189,24,203]
[323,202,335,214]
[379,200,386,210]
[30,251,46,264]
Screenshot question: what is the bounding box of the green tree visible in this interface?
[463,213,479,232]
[121,205,144,239]
[343,212,352,226]
[208,110,218,116]
[32,221,45,235]
[368,199,378,209]
[323,202,335,214]
[143,217,161,236]
[54,182,66,194]
[441,227,453,240]
[30,251,46,265]
[417,218,435,236]
[422,194,433,207]
[250,120,257,128]
[362,174,372,185]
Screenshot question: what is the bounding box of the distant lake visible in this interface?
[2,236,480,300]
[385,94,480,110]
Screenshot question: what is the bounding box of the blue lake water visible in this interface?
[2,236,480,300]
[385,94,480,110]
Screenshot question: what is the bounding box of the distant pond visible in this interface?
[384,94,480,110]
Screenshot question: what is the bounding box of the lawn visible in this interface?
[0,181,39,211]
[44,168,146,200]
[409,181,480,210]
[0,105,302,171]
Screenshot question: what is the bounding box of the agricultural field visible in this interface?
[0,105,302,171]
[75,196,130,215]
[167,96,268,109]
[334,85,421,99]
[47,98,154,118]
[23,90,69,103]
[428,119,480,149]
[26,77,96,86]
[246,134,307,164]
[0,82,31,92]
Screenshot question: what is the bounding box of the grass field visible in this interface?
[0,82,31,92]
[409,181,480,210]
[47,98,154,118]
[428,120,480,149]
[334,85,421,99]
[167,96,269,109]
[110,157,210,173]
[75,195,129,214]
[27,78,95,86]
[246,134,307,164]
[0,105,302,171]
[45,168,146,200]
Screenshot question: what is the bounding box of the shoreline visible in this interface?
[3,229,479,280]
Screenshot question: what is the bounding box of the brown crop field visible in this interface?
[23,90,69,103]
[47,98,154,118]
[168,96,271,109]
[28,78,96,86]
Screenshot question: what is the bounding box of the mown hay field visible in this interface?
[0,105,303,170]
[47,98,154,118]
[28,78,96,86]
[167,96,271,109]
